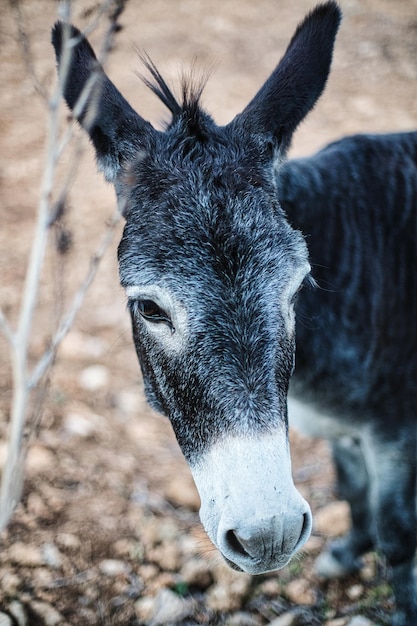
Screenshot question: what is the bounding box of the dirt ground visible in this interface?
[0,1,416,625]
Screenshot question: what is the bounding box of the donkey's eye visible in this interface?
[133,299,173,329]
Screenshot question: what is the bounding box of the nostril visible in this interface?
[225,529,252,559]
[296,511,313,549]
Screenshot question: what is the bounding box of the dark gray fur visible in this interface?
[51,4,416,624]
[280,132,417,625]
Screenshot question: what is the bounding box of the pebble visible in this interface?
[134,596,155,622]
[258,577,281,597]
[8,542,44,566]
[148,542,181,571]
[0,570,21,595]
[98,559,130,577]
[25,445,55,475]
[206,563,252,611]
[26,492,48,517]
[180,557,213,589]
[0,613,13,626]
[7,602,27,626]
[285,578,316,605]
[63,412,96,438]
[41,543,63,568]
[139,563,159,581]
[32,567,54,587]
[346,583,364,601]
[346,618,377,626]
[59,331,107,359]
[314,501,350,537]
[29,600,64,626]
[153,588,196,625]
[224,612,261,626]
[268,612,299,626]
[136,588,195,626]
[56,532,81,551]
[324,618,348,626]
[78,365,110,391]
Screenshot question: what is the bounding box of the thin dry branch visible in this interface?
[0,0,127,532]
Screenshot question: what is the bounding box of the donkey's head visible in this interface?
[52,2,340,574]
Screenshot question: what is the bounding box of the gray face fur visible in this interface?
[52,2,341,573]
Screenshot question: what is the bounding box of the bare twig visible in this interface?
[0,309,15,347]
[0,0,127,531]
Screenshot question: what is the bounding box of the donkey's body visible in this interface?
[52,4,417,624]
[281,132,417,620]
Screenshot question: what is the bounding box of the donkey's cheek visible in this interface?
[189,430,312,574]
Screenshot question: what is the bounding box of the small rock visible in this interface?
[29,600,64,626]
[99,559,130,577]
[60,331,107,359]
[32,567,54,587]
[112,537,138,558]
[346,583,364,601]
[206,583,242,612]
[180,557,213,589]
[224,612,261,626]
[0,570,21,595]
[258,577,281,597]
[324,618,348,626]
[56,532,80,551]
[25,445,55,475]
[148,542,180,571]
[149,588,195,626]
[285,578,316,605]
[8,601,27,626]
[148,572,177,594]
[41,543,62,568]
[8,542,43,566]
[268,612,299,626]
[26,492,48,517]
[139,563,159,582]
[314,501,350,538]
[63,412,96,438]
[207,563,252,611]
[346,617,377,626]
[134,596,156,622]
[0,613,13,626]
[78,365,109,391]
[359,558,377,582]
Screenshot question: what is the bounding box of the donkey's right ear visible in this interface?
[51,22,156,183]
[228,2,341,155]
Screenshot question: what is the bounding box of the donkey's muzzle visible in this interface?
[218,508,312,574]
[190,430,312,574]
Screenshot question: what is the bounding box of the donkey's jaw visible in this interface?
[190,430,312,573]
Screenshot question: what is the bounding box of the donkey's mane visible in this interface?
[139,55,212,139]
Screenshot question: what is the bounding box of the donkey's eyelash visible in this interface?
[129,299,174,331]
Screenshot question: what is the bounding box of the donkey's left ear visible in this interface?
[228,2,341,154]
[51,22,156,183]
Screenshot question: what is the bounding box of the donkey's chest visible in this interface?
[287,393,361,441]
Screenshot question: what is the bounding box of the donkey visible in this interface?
[51,2,417,624]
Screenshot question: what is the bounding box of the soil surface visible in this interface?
[1,1,416,625]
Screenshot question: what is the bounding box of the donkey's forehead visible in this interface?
[119,122,278,205]
[118,182,309,293]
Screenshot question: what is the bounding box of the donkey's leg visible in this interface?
[316,436,373,577]
[362,426,417,626]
